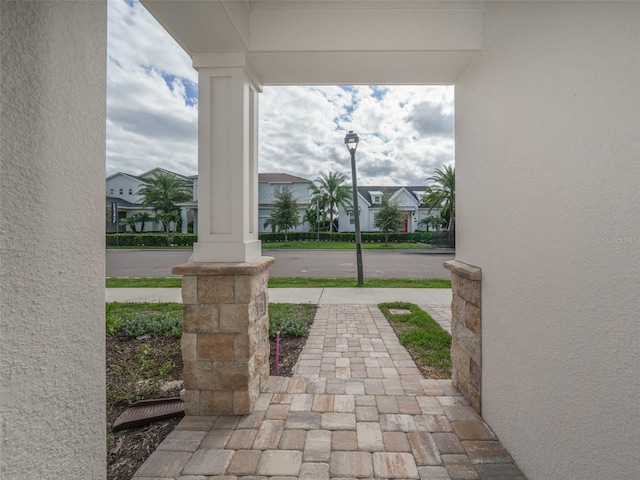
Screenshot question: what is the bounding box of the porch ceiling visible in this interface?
[141,0,484,85]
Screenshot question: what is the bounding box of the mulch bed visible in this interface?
[106,333,308,480]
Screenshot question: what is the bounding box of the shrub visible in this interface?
[268,304,317,339]
[257,230,449,245]
[106,233,197,247]
[119,311,182,338]
[107,230,451,246]
[106,313,121,336]
[269,317,309,339]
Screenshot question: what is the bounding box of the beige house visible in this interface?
[2,2,639,479]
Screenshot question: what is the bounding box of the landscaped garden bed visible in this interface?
[106,302,316,480]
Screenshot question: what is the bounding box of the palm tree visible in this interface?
[138,172,191,231]
[118,216,138,233]
[130,212,153,233]
[424,165,455,232]
[310,172,352,233]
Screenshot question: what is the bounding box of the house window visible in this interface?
[119,188,123,195]
[109,188,114,195]
[350,213,355,225]
[273,184,291,196]
[370,190,383,205]
[128,188,133,195]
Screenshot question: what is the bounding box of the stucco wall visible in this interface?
[455,3,640,479]
[1,2,107,478]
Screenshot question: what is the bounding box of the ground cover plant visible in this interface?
[379,302,452,378]
[106,277,451,289]
[106,302,316,480]
[106,277,183,288]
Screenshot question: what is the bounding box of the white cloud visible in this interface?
[106,0,455,186]
[106,0,198,176]
[258,84,454,186]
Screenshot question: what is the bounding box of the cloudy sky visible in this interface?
[106,0,454,186]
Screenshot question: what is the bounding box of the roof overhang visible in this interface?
[140,0,484,85]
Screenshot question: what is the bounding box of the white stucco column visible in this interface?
[192,55,261,262]
[181,207,189,234]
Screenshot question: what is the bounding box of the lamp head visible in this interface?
[344,130,359,153]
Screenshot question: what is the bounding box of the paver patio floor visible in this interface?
[132,304,527,480]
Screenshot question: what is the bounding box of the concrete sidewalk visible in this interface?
[106,287,453,333]
[105,287,451,306]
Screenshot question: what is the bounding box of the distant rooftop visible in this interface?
[259,173,312,183]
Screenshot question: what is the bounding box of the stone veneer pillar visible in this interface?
[444,260,482,414]
[172,257,274,416]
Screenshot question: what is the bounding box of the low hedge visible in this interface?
[106,231,453,246]
[106,233,197,247]
[259,231,452,245]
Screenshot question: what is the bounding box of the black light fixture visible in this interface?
[345,130,359,153]
[345,130,364,286]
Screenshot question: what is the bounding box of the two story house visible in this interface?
[107,171,312,233]
[337,186,442,234]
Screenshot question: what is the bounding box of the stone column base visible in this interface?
[172,256,275,415]
[444,260,482,414]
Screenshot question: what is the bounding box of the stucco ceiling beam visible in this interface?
[248,8,483,52]
[248,50,476,85]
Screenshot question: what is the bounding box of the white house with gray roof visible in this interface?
[337,186,442,234]
[106,168,195,232]
[257,173,312,233]
[107,171,312,233]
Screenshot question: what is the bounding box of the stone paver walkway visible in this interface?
[132,304,526,479]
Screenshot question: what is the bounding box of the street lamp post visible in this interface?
[345,130,364,286]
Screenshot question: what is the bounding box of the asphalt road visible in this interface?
[106,248,454,279]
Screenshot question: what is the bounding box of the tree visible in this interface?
[155,211,180,246]
[418,214,446,232]
[118,216,138,233]
[373,194,403,246]
[263,214,277,233]
[130,212,153,233]
[303,206,320,233]
[424,165,455,232]
[270,190,301,243]
[138,172,191,231]
[310,172,352,233]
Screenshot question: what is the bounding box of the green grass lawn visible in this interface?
[267,277,451,288]
[106,277,451,289]
[262,241,428,250]
[379,302,452,378]
[107,246,193,250]
[107,241,443,250]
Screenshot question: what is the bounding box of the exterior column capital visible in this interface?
[193,53,262,92]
